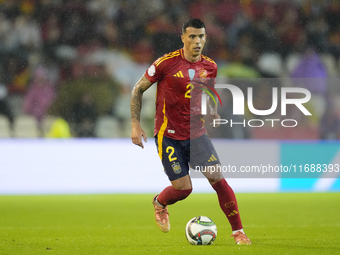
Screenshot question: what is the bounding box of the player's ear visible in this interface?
[181,34,184,43]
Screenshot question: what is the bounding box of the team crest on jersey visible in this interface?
[199,68,208,82]
[171,162,182,174]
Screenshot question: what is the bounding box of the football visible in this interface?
[185,216,217,245]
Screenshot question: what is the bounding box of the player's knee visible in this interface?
[173,182,192,190]
[171,175,192,190]
[208,177,224,186]
[175,188,192,201]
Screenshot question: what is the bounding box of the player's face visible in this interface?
[181,27,206,58]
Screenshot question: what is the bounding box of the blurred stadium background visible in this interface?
[0,0,340,194]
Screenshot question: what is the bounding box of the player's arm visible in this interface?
[208,95,220,128]
[130,75,153,148]
[208,67,220,127]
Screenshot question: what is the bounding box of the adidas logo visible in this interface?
[207,154,217,162]
[174,71,184,78]
[228,210,239,217]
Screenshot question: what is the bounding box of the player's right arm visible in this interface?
[130,75,154,148]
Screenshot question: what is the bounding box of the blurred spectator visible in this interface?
[217,48,260,79]
[291,47,328,95]
[251,4,280,54]
[189,0,216,20]
[102,20,119,49]
[329,24,340,62]
[114,85,131,136]
[165,0,188,22]
[72,92,98,137]
[41,13,62,61]
[216,0,241,26]
[2,0,340,139]
[5,54,30,94]
[23,66,56,136]
[201,13,228,61]
[0,13,41,53]
[0,83,14,135]
[132,37,154,64]
[86,0,120,20]
[306,16,329,53]
[14,13,42,52]
[42,56,60,87]
[61,11,87,46]
[0,13,11,50]
[326,0,340,30]
[302,0,327,18]
[227,12,250,50]
[276,7,305,58]
[147,13,179,57]
[0,1,21,20]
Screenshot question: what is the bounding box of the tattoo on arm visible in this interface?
[131,76,153,124]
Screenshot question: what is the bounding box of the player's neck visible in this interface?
[183,48,200,63]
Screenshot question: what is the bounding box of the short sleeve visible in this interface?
[144,60,164,84]
[207,64,218,88]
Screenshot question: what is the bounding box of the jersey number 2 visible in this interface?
[166,146,177,162]
[185,84,194,98]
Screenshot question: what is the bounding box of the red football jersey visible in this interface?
[144,48,217,140]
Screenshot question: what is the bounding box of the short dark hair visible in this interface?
[182,19,206,33]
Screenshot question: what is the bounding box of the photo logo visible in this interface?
[201,84,312,128]
[198,82,222,114]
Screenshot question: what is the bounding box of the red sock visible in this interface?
[157,186,192,206]
[212,179,243,231]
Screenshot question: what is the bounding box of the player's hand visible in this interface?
[131,123,147,149]
[210,110,221,128]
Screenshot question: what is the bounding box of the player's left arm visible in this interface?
[208,67,220,127]
[208,96,220,128]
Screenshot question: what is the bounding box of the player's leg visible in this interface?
[153,175,192,233]
[157,174,192,204]
[153,135,192,232]
[202,164,251,244]
[191,134,251,244]
[201,164,244,232]
[202,165,243,230]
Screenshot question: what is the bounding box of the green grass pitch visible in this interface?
[0,192,339,255]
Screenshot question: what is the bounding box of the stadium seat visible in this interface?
[286,54,302,74]
[310,94,326,120]
[14,115,39,138]
[320,54,337,77]
[0,116,11,138]
[95,116,120,138]
[42,116,58,136]
[257,53,284,77]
